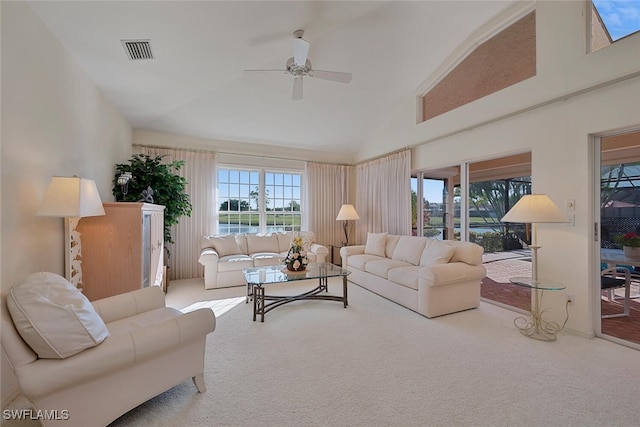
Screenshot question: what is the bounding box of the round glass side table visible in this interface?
[509,277,566,341]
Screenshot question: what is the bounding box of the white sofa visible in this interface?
[198,231,329,289]
[1,273,216,427]
[341,233,486,318]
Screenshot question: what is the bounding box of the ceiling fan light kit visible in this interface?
[245,29,352,100]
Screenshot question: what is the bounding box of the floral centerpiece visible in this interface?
[615,232,640,259]
[284,236,309,272]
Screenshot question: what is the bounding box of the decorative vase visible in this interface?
[286,262,306,272]
[623,246,640,259]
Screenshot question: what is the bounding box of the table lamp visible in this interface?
[336,204,360,246]
[37,176,105,289]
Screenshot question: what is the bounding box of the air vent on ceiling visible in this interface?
[121,39,154,60]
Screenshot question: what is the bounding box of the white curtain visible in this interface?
[305,162,351,246]
[135,146,216,280]
[355,150,412,243]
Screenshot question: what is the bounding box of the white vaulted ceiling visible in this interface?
[26,1,518,158]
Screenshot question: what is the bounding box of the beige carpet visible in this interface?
[5,278,639,426]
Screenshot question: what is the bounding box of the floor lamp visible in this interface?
[336,204,360,246]
[501,194,568,340]
[37,176,105,290]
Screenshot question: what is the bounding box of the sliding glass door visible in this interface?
[413,153,534,311]
[597,129,640,348]
[411,168,458,240]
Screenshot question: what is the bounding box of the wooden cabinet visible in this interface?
[77,203,165,301]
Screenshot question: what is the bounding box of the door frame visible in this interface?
[592,126,640,349]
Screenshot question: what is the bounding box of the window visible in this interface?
[264,172,302,232]
[218,167,303,234]
[601,162,640,249]
[592,1,640,52]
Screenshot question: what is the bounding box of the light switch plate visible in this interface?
[566,214,575,226]
[565,199,575,211]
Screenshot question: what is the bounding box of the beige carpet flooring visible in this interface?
[5,278,639,426]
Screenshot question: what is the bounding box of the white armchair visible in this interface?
[1,273,216,427]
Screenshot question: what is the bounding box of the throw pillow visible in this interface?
[276,232,293,252]
[210,235,243,257]
[392,236,427,265]
[7,272,110,359]
[364,232,387,257]
[246,234,280,254]
[385,234,401,258]
[419,239,456,267]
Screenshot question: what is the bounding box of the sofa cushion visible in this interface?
[386,234,401,258]
[449,241,484,266]
[392,236,427,265]
[388,266,421,290]
[348,254,385,271]
[235,234,249,254]
[364,232,387,257]
[246,234,280,254]
[217,254,254,272]
[420,239,456,267]
[105,306,181,337]
[251,252,283,267]
[208,235,243,257]
[7,272,109,359]
[365,259,413,279]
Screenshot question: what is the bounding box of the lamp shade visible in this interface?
[336,204,360,221]
[37,176,105,218]
[501,194,567,223]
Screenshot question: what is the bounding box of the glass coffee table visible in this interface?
[243,263,350,322]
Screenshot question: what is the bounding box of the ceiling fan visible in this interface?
[245,29,352,101]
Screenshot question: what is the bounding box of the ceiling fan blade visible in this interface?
[293,37,310,66]
[308,69,352,84]
[292,76,303,101]
[244,69,287,74]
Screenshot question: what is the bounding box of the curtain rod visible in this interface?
[132,144,215,155]
[355,147,410,166]
[133,144,353,167]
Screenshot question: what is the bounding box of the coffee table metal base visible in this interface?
[252,276,348,322]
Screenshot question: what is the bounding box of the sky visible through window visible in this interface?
[593,0,640,41]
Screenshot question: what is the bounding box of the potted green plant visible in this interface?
[112,154,192,251]
[615,232,640,259]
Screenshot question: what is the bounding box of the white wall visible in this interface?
[1,1,132,404]
[366,1,640,337]
[1,1,132,289]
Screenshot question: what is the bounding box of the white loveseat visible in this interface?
[1,273,216,427]
[341,233,486,318]
[198,232,329,289]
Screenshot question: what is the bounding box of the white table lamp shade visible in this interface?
[37,176,105,289]
[501,194,567,224]
[336,204,360,221]
[37,176,105,218]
